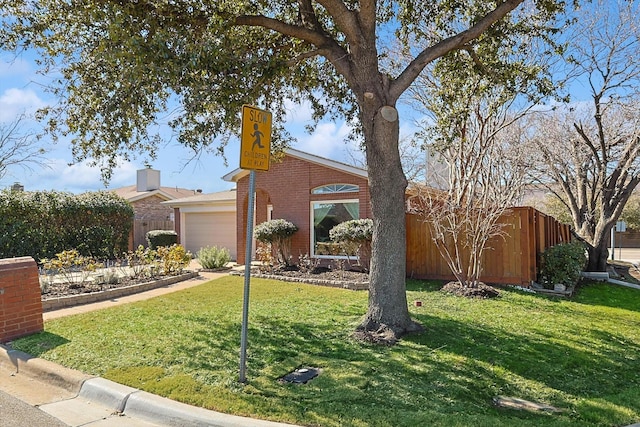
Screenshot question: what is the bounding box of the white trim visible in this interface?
[310,198,359,259]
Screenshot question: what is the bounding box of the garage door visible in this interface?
[184,212,237,259]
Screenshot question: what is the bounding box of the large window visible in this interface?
[311,200,359,257]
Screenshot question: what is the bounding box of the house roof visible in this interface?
[111,185,197,202]
[222,148,368,183]
[162,189,237,207]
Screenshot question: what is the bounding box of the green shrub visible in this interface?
[330,218,373,270]
[254,219,298,266]
[197,246,231,269]
[146,230,178,249]
[538,241,587,288]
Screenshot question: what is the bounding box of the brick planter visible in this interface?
[0,257,44,342]
[41,271,199,312]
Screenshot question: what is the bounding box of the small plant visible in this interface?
[256,242,275,273]
[298,253,320,273]
[197,246,231,269]
[95,269,120,287]
[40,249,104,285]
[122,245,157,279]
[155,244,192,275]
[254,219,298,267]
[538,241,587,289]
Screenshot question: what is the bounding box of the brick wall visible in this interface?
[235,155,371,264]
[0,257,44,343]
[131,195,174,221]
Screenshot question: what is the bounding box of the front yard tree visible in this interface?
[526,0,640,272]
[0,0,564,339]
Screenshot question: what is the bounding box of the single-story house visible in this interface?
[112,168,197,248]
[165,148,372,264]
[223,148,372,265]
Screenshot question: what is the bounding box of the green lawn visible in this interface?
[13,277,640,427]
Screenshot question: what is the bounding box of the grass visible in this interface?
[13,277,640,426]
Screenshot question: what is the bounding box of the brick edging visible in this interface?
[41,271,199,312]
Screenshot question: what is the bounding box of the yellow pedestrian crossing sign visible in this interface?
[240,105,271,171]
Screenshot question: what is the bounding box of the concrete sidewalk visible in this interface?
[1,268,299,427]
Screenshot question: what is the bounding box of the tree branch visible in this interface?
[391,0,524,101]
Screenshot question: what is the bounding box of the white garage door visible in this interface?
[184,212,237,259]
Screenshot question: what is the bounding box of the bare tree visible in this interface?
[526,0,640,272]
[409,85,530,289]
[0,115,48,184]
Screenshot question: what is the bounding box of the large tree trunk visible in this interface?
[585,237,609,272]
[358,105,423,339]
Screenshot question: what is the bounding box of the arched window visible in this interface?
[311,183,359,194]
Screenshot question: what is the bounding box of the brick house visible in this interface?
[223,149,371,264]
[112,168,196,248]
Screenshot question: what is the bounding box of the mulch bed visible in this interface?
[441,281,501,299]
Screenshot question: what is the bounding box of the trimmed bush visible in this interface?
[330,218,373,270]
[254,219,298,266]
[146,230,178,249]
[197,246,231,269]
[538,241,587,289]
[0,190,133,260]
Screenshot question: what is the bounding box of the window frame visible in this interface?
[311,183,359,195]
[310,198,360,259]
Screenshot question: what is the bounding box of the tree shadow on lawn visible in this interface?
[162,308,640,426]
[406,312,640,415]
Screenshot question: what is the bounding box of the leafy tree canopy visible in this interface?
[1,0,564,180]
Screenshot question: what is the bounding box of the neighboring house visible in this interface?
[163,190,238,258]
[223,149,372,265]
[111,168,197,248]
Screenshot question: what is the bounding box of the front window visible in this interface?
[311,200,359,257]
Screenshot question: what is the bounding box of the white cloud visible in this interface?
[283,98,314,124]
[15,157,138,193]
[0,88,47,121]
[293,120,355,160]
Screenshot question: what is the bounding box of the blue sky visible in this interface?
[0,51,376,194]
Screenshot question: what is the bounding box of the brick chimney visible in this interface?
[136,168,161,192]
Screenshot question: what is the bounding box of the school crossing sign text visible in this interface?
[240,105,271,171]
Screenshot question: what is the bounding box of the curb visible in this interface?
[0,344,93,393]
[1,344,299,427]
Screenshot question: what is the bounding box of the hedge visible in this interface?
[0,190,134,261]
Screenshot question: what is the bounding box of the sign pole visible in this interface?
[238,104,271,384]
[239,169,256,383]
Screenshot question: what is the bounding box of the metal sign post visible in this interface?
[239,169,256,383]
[238,105,271,383]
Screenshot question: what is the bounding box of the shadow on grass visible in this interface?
[9,331,70,356]
[167,307,640,426]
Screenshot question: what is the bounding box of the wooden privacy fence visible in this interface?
[406,206,572,286]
